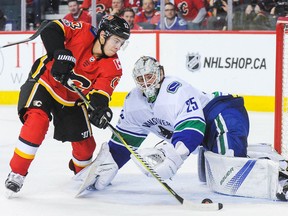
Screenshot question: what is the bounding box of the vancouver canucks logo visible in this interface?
[186,53,201,72]
[167,81,182,93]
[158,125,173,139]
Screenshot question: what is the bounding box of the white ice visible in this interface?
[0,106,287,215]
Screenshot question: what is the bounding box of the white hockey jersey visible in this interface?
[112,76,215,152]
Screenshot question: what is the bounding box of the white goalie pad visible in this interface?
[204,151,279,200]
[247,143,288,171]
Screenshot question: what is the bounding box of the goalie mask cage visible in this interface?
[275,17,288,158]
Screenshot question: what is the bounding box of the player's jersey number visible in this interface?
[185,97,199,112]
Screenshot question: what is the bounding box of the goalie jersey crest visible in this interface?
[186,53,201,72]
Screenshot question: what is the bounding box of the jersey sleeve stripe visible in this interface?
[53,19,66,36]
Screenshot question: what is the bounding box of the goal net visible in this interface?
[275,17,288,159]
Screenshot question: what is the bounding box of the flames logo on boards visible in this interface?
[186,53,201,72]
[0,48,4,76]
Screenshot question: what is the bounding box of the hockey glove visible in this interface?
[51,49,76,84]
[89,106,113,129]
[131,143,184,179]
[88,92,112,129]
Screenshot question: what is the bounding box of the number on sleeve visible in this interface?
[185,97,199,112]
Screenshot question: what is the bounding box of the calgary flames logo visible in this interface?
[96,4,106,13]
[177,2,189,16]
[110,77,120,89]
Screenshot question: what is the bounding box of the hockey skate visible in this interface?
[5,172,25,198]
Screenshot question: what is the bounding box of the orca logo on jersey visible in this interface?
[158,125,173,139]
[186,53,201,72]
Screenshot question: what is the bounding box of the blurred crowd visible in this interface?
[0,0,288,31]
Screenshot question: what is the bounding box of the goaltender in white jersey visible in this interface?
[77,56,288,201]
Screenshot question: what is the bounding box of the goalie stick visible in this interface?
[67,78,223,211]
[0,20,50,49]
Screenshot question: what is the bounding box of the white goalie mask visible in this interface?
[132,56,163,103]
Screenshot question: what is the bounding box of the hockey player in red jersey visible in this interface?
[4,15,130,195]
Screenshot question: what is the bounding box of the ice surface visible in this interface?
[0,106,287,215]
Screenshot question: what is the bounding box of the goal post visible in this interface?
[275,17,288,158]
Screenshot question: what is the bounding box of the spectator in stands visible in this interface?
[45,0,59,14]
[109,0,125,16]
[80,0,112,24]
[244,0,274,30]
[134,0,160,29]
[270,0,288,29]
[156,2,187,30]
[231,0,248,30]
[120,7,143,30]
[173,0,207,30]
[0,9,7,31]
[153,0,161,11]
[206,0,228,30]
[81,0,112,14]
[26,0,43,30]
[123,0,142,13]
[64,0,92,23]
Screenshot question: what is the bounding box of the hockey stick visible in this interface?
[0,20,50,49]
[67,78,223,211]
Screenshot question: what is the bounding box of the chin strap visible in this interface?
[98,33,110,58]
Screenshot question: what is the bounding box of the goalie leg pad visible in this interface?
[74,142,118,193]
[198,146,206,182]
[93,144,118,190]
[204,151,279,200]
[247,143,288,171]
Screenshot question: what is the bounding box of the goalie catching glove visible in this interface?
[130,142,186,179]
[88,92,113,129]
[51,49,76,84]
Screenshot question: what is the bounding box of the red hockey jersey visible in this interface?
[31,19,122,106]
